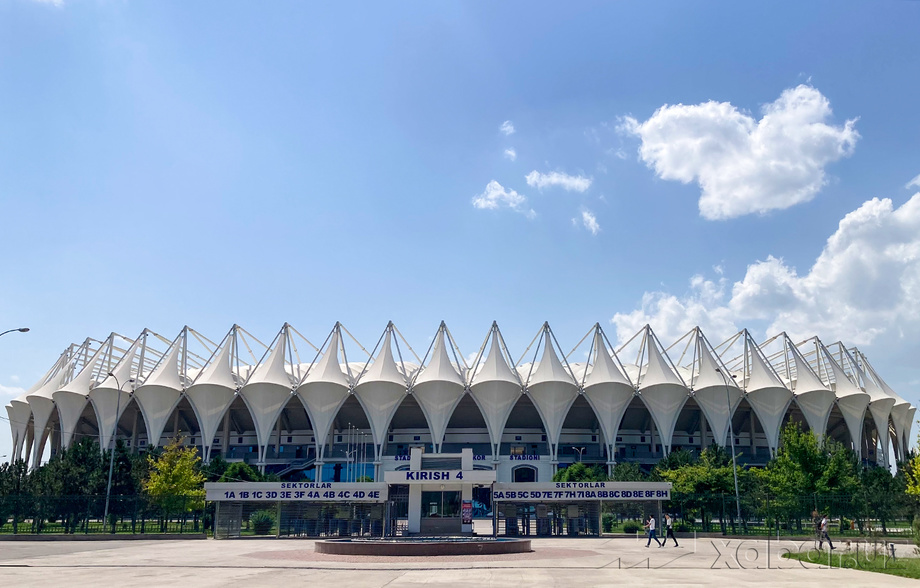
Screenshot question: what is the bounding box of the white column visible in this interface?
[221,410,231,457]
[408,485,422,534]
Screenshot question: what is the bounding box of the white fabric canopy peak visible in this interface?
[133,330,185,450]
[297,326,352,461]
[782,335,835,439]
[469,325,523,459]
[412,324,466,453]
[633,327,688,455]
[353,327,409,453]
[808,338,869,452]
[186,328,246,462]
[89,334,145,454]
[740,334,793,454]
[520,325,578,459]
[239,327,300,463]
[581,327,635,459]
[680,329,743,447]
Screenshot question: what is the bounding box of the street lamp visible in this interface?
[715,368,743,529]
[0,327,30,337]
[573,447,586,462]
[103,372,135,530]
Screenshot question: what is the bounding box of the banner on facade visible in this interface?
[383,470,497,484]
[492,481,671,502]
[205,482,388,502]
[461,500,473,524]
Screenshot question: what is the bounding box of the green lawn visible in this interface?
[783,549,920,580]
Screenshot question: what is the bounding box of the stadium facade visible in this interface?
[5,322,914,483]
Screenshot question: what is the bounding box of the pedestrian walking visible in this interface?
[818,514,835,550]
[664,514,679,547]
[645,515,662,547]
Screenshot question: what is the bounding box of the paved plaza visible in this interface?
[0,536,916,587]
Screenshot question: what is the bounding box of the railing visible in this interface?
[0,495,208,535]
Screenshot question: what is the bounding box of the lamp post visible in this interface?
[715,368,743,528]
[0,327,29,338]
[103,372,134,530]
[573,447,586,462]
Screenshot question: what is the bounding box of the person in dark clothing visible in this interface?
[664,514,679,547]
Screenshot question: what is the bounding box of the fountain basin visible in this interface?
[314,536,532,556]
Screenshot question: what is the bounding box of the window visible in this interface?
[515,435,522,441]
[190,438,195,445]
[591,435,597,442]
[541,435,546,441]
[139,440,147,446]
[413,436,420,441]
[238,437,243,444]
[388,435,394,442]
[287,436,292,443]
[616,437,622,442]
[640,436,645,443]
[688,437,694,443]
[510,446,526,455]
[213,438,220,445]
[735,438,740,445]
[337,435,342,442]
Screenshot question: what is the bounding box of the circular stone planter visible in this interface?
[314,537,532,556]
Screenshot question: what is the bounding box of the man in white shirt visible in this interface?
[645,515,662,547]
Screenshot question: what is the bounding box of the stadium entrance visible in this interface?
[492,481,671,537]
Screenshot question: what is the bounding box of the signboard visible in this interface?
[461,500,473,524]
[205,482,388,503]
[492,481,671,502]
[383,470,497,484]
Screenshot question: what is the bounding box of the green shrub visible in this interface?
[602,513,614,533]
[623,520,642,534]
[250,510,275,535]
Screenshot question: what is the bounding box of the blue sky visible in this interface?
[2,1,920,460]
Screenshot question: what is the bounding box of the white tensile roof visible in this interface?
[10,321,912,471]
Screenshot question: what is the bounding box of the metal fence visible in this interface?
[651,492,916,537]
[0,494,207,535]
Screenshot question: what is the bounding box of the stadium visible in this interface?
[5,321,914,484]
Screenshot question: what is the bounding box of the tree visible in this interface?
[552,462,607,482]
[609,462,646,481]
[219,461,266,483]
[144,437,206,522]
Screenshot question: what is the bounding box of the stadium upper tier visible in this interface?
[5,322,913,472]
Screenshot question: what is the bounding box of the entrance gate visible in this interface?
[492,481,671,538]
[206,481,388,539]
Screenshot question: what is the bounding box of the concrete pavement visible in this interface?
[0,536,914,587]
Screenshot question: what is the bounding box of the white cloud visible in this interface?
[471,180,535,219]
[0,384,25,397]
[525,170,592,192]
[620,85,859,220]
[504,148,517,161]
[577,209,600,235]
[500,120,515,136]
[612,192,920,348]
[907,174,920,190]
